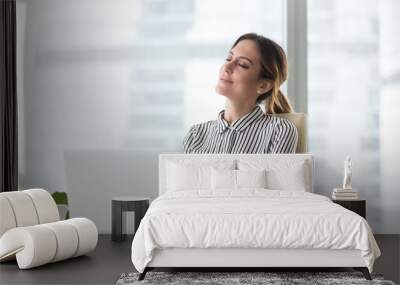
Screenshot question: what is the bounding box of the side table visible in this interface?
[112,196,150,242]
[332,199,366,219]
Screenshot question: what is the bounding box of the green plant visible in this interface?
[51,192,70,219]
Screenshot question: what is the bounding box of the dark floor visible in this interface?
[0,234,399,285]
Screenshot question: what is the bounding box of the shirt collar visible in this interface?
[217,106,264,133]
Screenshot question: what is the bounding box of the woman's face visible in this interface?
[215,39,269,104]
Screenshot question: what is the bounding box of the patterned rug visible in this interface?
[116,271,397,285]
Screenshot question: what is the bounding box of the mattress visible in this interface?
[131,189,380,273]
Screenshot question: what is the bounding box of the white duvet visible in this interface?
[131,189,380,273]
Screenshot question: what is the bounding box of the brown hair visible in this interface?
[232,33,294,114]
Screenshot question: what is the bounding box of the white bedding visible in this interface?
[131,189,380,273]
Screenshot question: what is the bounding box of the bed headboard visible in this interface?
[159,153,314,195]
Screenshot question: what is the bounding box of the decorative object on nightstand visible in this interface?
[332,199,366,219]
[111,196,150,242]
[342,155,352,190]
[332,188,359,200]
[332,155,359,200]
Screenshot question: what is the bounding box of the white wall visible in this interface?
[307,0,400,234]
[379,0,400,234]
[17,0,162,233]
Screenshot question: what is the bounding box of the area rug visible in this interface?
[116,271,397,285]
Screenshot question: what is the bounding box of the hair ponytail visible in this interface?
[265,89,293,114]
[260,67,293,114]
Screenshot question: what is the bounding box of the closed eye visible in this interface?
[225,58,249,69]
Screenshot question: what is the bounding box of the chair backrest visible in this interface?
[273,113,307,153]
[0,189,60,237]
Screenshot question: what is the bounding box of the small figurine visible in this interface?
[342,155,352,190]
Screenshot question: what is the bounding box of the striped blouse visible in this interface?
[183,106,298,154]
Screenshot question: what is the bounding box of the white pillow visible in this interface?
[167,163,203,191]
[236,169,267,189]
[237,159,309,192]
[210,168,236,190]
[266,162,307,191]
[167,160,235,191]
[210,168,267,190]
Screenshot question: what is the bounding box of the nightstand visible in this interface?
[111,196,150,242]
[332,199,366,218]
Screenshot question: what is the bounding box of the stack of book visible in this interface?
[332,188,359,200]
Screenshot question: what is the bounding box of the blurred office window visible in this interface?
[308,0,400,233]
[129,0,286,151]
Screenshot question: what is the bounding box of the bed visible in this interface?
[131,154,381,281]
